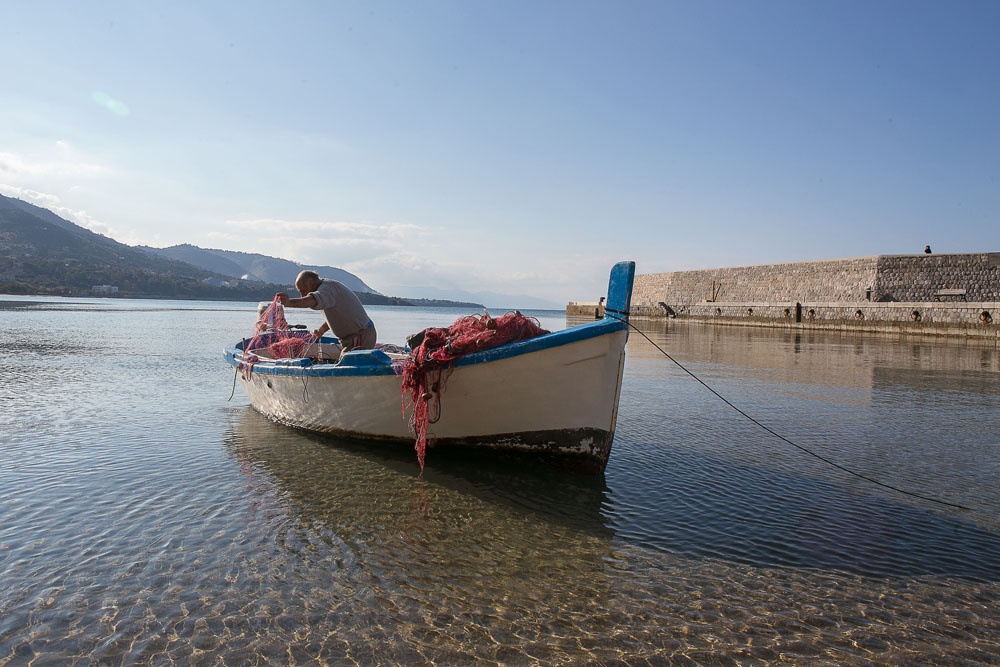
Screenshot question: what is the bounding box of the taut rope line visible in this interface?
[611,315,970,511]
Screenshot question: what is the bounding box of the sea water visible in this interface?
[1,297,999,665]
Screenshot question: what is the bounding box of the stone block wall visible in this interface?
[630,253,1000,328]
[632,256,881,307]
[873,253,1000,302]
[634,253,1000,309]
[566,301,604,319]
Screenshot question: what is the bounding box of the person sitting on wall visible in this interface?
[924,245,932,254]
[277,270,377,352]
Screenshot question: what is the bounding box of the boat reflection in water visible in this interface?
[227,407,614,527]
[221,408,624,662]
[224,405,617,569]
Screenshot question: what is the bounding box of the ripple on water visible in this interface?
[2,309,1000,664]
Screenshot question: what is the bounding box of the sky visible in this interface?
[2,1,998,308]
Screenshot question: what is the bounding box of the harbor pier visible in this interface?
[622,253,1000,340]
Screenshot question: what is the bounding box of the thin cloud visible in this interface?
[0,184,60,207]
[226,218,425,238]
[0,148,109,179]
[0,184,117,238]
[215,217,610,302]
[199,218,425,283]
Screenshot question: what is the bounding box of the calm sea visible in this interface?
[1,296,999,665]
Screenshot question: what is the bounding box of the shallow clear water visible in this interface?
[1,298,999,665]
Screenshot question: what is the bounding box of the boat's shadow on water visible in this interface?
[607,436,1000,582]
[225,408,615,540]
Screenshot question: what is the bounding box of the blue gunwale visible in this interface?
[224,316,626,378]
[224,261,635,379]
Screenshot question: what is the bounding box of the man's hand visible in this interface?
[276,292,290,306]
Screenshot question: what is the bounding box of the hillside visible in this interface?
[0,194,480,307]
[139,244,378,294]
[0,195,234,298]
[0,195,382,305]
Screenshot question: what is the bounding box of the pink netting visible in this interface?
[266,337,311,359]
[239,296,314,376]
[398,311,550,469]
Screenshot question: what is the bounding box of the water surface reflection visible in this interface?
[2,302,998,664]
[223,409,622,664]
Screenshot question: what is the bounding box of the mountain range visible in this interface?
[0,194,480,307]
[139,244,379,294]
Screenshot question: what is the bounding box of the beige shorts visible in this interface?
[340,324,377,352]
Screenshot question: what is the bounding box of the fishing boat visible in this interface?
[223,261,635,472]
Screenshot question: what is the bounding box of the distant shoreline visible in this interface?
[0,287,483,310]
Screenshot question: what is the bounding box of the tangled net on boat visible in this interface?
[399,311,550,470]
[239,296,314,375]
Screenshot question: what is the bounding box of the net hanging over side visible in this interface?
[239,300,550,471]
[398,311,550,469]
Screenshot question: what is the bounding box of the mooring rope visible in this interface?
[612,315,971,511]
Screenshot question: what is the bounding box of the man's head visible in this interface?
[294,270,321,296]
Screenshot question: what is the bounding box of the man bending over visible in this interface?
[277,270,377,352]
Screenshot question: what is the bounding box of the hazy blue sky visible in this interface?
[2,1,998,307]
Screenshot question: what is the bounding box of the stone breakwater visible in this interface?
[629,253,999,339]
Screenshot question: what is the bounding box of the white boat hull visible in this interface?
[225,261,635,472]
[237,329,626,469]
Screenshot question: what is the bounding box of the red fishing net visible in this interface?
[239,296,314,375]
[266,337,311,359]
[241,300,550,471]
[398,311,550,469]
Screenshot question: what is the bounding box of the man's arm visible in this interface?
[277,292,318,308]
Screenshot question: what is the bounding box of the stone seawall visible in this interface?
[566,300,604,319]
[634,256,883,304]
[629,253,1000,338]
[875,253,1000,302]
